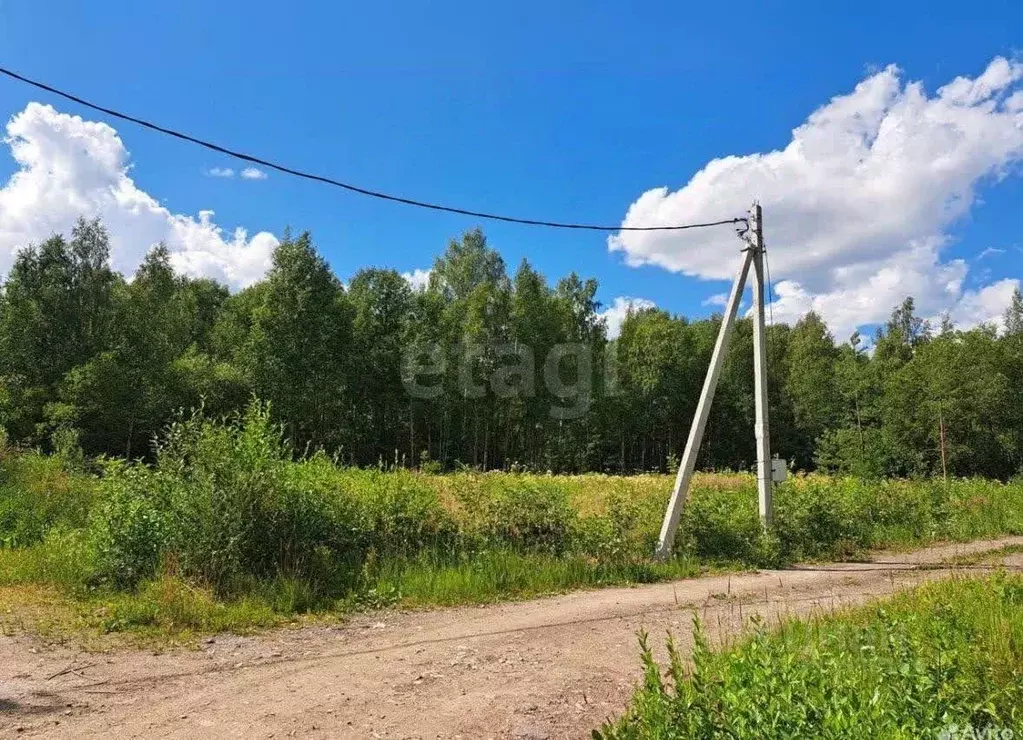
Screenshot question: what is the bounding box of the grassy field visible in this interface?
[2,404,1023,641]
[596,574,1023,739]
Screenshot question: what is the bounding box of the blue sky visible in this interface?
[0,0,1021,339]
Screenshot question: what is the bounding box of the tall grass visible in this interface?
[368,551,706,608]
[0,443,97,549]
[597,575,1023,738]
[1,402,1022,636]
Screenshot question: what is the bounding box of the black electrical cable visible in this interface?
[0,66,746,233]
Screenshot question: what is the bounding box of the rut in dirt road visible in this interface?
[3,536,1022,740]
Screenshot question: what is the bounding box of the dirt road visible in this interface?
[3,537,1021,739]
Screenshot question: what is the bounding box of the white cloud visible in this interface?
[204,166,268,182]
[610,57,1023,340]
[943,277,1020,332]
[0,103,277,289]
[600,296,656,339]
[977,247,1006,260]
[402,268,431,291]
[765,242,969,341]
[701,292,728,308]
[240,167,268,180]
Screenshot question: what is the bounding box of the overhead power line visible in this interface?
[0,66,745,233]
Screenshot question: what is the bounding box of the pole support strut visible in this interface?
[654,202,773,559]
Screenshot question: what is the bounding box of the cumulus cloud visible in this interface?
[599,296,656,339]
[240,167,268,180]
[0,103,277,289]
[205,167,235,178]
[943,277,1020,332]
[610,57,1023,339]
[701,292,728,308]
[402,268,431,291]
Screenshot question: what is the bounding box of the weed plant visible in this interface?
[596,575,1023,739]
[1,402,1022,636]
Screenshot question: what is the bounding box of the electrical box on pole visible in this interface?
[654,202,776,559]
[771,455,788,484]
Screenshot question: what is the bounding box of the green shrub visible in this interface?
[457,475,578,554]
[90,402,377,595]
[89,462,172,588]
[5,409,1023,627]
[599,575,1023,739]
[155,402,290,587]
[679,484,765,563]
[346,469,456,557]
[940,478,1023,539]
[859,479,934,543]
[772,478,872,560]
[0,449,96,548]
[259,475,364,582]
[574,490,651,564]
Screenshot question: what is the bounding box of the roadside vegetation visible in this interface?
[597,574,1023,739]
[1,219,1022,642]
[2,403,1022,641]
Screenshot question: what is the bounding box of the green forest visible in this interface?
[2,217,1022,479]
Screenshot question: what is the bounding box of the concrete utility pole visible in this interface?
[750,204,772,527]
[654,202,773,559]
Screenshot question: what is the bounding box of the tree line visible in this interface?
[1,218,1021,479]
